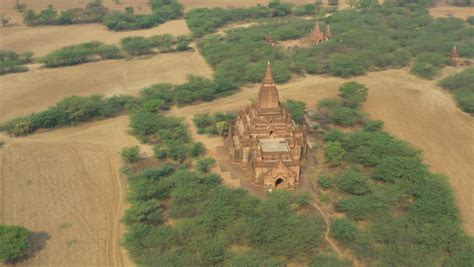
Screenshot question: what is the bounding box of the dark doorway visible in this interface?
[275,178,284,187]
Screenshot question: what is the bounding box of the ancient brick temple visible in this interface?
[308,21,332,44]
[226,62,308,189]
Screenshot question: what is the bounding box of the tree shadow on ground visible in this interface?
[5,231,51,265]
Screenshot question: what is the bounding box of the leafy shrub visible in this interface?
[331,217,357,242]
[286,99,306,124]
[324,141,346,166]
[363,120,384,132]
[318,174,333,190]
[0,50,32,75]
[40,42,122,67]
[193,112,236,136]
[328,54,367,77]
[329,106,364,127]
[337,168,372,195]
[197,157,215,173]
[440,68,474,114]
[121,146,140,163]
[373,156,427,183]
[410,52,448,79]
[121,37,153,56]
[296,192,312,207]
[0,225,30,262]
[339,82,368,108]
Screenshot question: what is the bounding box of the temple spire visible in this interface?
[264,60,273,83]
[258,61,280,110]
[314,20,321,34]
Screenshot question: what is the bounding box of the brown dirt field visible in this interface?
[0,49,213,122]
[0,0,151,14]
[0,116,138,266]
[170,68,474,235]
[0,19,190,57]
[429,5,474,20]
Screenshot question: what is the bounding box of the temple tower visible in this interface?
[226,61,308,190]
[308,21,331,44]
[450,45,462,65]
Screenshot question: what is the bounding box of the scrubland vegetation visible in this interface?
[21,0,183,31]
[0,225,31,262]
[316,82,474,266]
[193,1,473,83]
[0,95,132,136]
[440,68,474,113]
[0,50,33,75]
[192,112,236,136]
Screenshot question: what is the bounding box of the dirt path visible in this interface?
[0,116,136,266]
[169,68,474,235]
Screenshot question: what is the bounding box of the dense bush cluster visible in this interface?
[123,167,326,266]
[120,34,191,56]
[293,5,473,78]
[0,95,132,136]
[318,82,367,127]
[22,1,108,26]
[199,19,313,87]
[0,225,31,262]
[286,99,306,124]
[0,50,33,75]
[316,82,474,266]
[185,1,322,37]
[192,112,236,136]
[440,68,474,114]
[39,41,121,67]
[103,0,183,31]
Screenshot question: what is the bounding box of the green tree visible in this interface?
[330,217,357,241]
[339,82,368,108]
[197,157,215,173]
[324,141,346,166]
[0,225,30,262]
[121,146,140,163]
[121,37,153,56]
[286,99,306,124]
[337,168,372,195]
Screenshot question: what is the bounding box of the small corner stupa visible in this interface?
[450,45,462,65]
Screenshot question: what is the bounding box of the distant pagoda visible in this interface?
[308,21,332,44]
[450,45,462,65]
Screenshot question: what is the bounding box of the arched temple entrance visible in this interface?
[275,178,284,188]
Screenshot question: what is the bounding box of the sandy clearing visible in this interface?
[170,68,474,235]
[0,19,190,57]
[0,115,136,266]
[429,5,474,20]
[0,50,213,122]
[0,0,152,14]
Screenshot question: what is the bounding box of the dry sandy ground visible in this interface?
[0,116,137,266]
[0,49,213,122]
[429,5,474,20]
[170,68,474,235]
[0,19,190,57]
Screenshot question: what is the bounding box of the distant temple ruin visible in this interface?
[226,61,308,189]
[308,21,332,44]
[450,45,462,65]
